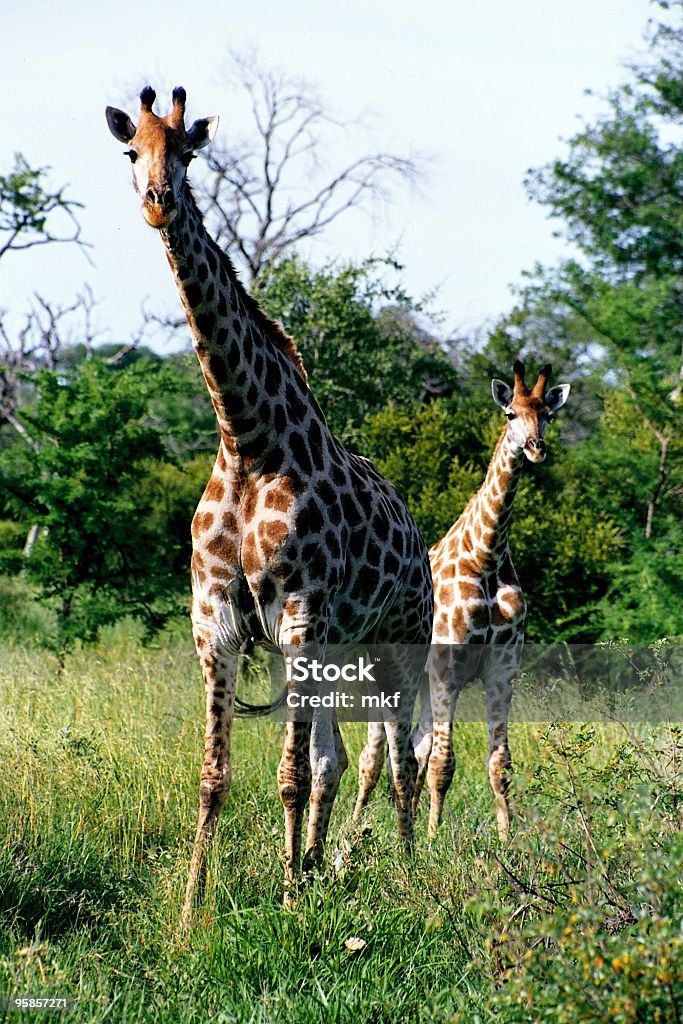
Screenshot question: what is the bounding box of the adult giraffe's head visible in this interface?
[106,86,219,229]
[491,360,570,463]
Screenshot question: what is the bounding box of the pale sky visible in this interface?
[2,0,654,353]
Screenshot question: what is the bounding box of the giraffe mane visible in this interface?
[184,187,308,384]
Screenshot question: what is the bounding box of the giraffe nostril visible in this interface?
[146,187,174,213]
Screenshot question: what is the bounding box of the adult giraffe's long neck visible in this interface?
[467,429,524,567]
[161,185,309,465]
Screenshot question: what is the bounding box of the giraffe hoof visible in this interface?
[301,844,324,876]
[283,881,297,911]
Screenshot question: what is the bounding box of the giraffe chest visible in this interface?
[430,548,525,645]
[190,476,297,638]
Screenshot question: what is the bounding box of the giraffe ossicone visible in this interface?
[106,87,434,930]
[354,359,570,839]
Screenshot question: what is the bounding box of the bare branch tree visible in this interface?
[197,49,424,283]
[0,153,101,440]
[0,154,90,262]
[0,287,110,442]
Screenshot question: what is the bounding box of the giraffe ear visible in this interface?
[186,116,219,150]
[546,384,570,414]
[491,379,512,409]
[106,106,137,143]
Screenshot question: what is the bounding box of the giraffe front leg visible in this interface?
[484,673,514,840]
[377,645,423,854]
[426,649,460,838]
[426,720,455,838]
[384,717,418,854]
[304,715,348,870]
[181,645,237,934]
[277,625,333,902]
[353,720,387,820]
[278,718,312,904]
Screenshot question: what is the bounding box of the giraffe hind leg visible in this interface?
[426,719,455,838]
[278,630,336,905]
[483,664,515,840]
[410,672,433,815]
[304,715,348,870]
[354,720,386,820]
[377,650,423,855]
[426,647,462,838]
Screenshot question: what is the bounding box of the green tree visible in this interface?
[255,253,457,441]
[358,398,488,546]
[521,3,682,499]
[0,360,191,650]
[476,2,683,639]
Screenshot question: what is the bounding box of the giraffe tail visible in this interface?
[234,685,288,718]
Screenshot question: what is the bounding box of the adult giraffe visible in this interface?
[106,87,433,929]
[355,360,570,838]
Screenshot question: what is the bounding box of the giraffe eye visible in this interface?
[506,411,516,420]
[124,149,138,164]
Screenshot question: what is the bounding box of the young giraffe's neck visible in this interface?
[161,186,309,465]
[465,429,525,567]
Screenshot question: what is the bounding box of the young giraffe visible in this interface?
[106,87,433,928]
[355,360,569,838]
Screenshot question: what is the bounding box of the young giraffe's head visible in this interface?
[106,87,218,229]
[491,360,570,463]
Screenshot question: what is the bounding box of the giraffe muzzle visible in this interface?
[524,438,546,463]
[143,187,176,228]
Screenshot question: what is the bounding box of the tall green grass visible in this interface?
[0,623,681,1022]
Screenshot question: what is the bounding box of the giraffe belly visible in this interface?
[248,585,393,648]
[191,575,260,654]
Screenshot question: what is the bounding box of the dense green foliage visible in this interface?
[255,253,457,442]
[0,362,201,649]
[510,5,683,638]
